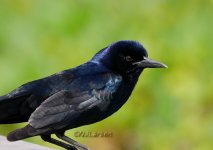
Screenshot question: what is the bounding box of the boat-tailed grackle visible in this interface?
[0,40,167,150]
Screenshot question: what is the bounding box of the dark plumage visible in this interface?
[0,40,167,150]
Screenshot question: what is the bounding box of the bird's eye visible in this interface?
[125,56,133,62]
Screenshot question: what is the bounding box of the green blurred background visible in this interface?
[0,0,213,150]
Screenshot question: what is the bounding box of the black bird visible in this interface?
[0,40,167,150]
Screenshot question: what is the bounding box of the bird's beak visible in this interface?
[133,57,168,68]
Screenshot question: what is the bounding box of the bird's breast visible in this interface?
[95,78,137,121]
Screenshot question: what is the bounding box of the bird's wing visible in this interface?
[0,72,74,123]
[0,80,41,123]
[28,74,122,129]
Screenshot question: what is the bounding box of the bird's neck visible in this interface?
[123,69,143,84]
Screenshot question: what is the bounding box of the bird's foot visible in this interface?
[56,133,91,150]
[67,147,77,150]
[67,146,78,150]
[67,146,90,150]
[79,147,90,150]
[68,145,90,150]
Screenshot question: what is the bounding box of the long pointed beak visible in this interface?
[133,57,168,68]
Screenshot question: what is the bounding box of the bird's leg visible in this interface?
[56,132,90,150]
[41,134,77,150]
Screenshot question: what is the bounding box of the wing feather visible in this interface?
[29,74,122,129]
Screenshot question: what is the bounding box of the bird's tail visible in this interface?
[7,124,40,141]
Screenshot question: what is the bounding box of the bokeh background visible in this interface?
[0,0,213,150]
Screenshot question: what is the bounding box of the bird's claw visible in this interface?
[67,147,90,150]
[67,146,78,150]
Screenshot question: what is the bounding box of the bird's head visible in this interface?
[92,40,167,81]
